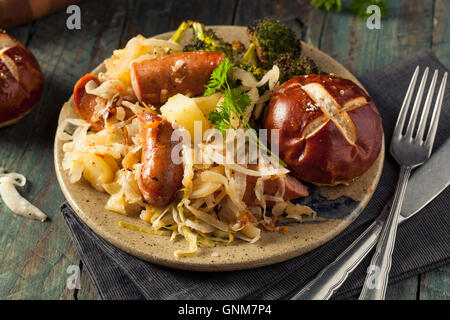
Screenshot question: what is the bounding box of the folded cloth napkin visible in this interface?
[61,48,450,300]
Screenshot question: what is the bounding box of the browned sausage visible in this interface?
[73,74,134,131]
[130,51,226,105]
[73,74,105,131]
[243,167,309,207]
[137,112,183,207]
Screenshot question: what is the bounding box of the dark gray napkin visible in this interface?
[61,48,450,300]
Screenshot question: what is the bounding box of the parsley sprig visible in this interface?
[350,0,387,19]
[205,58,286,167]
[311,0,388,19]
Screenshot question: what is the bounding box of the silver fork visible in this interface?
[359,66,448,300]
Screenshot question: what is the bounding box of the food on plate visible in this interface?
[130,51,225,104]
[138,112,183,207]
[74,74,108,131]
[239,19,319,85]
[59,19,381,257]
[264,74,383,185]
[0,31,44,127]
[274,53,319,83]
[73,73,135,131]
[180,21,245,61]
[247,18,301,69]
[242,167,309,207]
[103,34,183,88]
[160,93,211,138]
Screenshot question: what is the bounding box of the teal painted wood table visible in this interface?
[0,0,448,300]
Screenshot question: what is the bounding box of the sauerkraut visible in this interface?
[59,35,314,258]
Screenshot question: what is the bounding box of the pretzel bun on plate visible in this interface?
[264,74,383,186]
[0,31,44,128]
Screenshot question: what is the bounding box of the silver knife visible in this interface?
[291,138,450,300]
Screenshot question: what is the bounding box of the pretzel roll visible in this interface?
[0,31,44,127]
[264,74,382,185]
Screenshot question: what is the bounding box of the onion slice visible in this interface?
[0,168,47,222]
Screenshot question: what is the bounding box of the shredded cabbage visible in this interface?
[59,33,315,258]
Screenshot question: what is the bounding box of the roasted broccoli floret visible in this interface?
[170,21,191,43]
[274,53,320,83]
[180,21,244,61]
[238,43,266,81]
[230,40,246,59]
[247,18,301,69]
[171,19,318,85]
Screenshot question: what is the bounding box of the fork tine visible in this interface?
[393,66,420,137]
[425,72,448,154]
[416,69,439,141]
[405,67,429,139]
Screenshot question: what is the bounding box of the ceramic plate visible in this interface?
[54,26,384,271]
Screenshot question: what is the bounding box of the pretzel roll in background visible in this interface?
[0,31,44,128]
[264,74,383,186]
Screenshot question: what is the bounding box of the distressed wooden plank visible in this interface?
[385,276,418,300]
[58,257,100,300]
[432,0,450,66]
[57,247,100,300]
[169,0,237,27]
[4,22,34,45]
[306,8,328,47]
[312,0,435,76]
[0,0,130,300]
[1,0,448,300]
[234,0,313,38]
[419,265,449,300]
[74,261,101,300]
[234,0,313,22]
[117,0,174,48]
[117,0,239,49]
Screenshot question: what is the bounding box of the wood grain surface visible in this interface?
[0,0,448,300]
[0,0,86,28]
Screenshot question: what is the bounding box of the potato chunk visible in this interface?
[70,152,118,191]
[160,93,211,140]
[87,126,124,145]
[192,92,222,117]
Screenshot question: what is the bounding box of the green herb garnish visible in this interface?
[204,57,235,97]
[311,0,388,19]
[205,57,286,167]
[311,0,342,12]
[350,0,388,19]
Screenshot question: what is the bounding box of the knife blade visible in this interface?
[399,138,450,221]
[291,138,450,300]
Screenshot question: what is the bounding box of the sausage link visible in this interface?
[73,74,134,131]
[130,51,225,105]
[242,165,309,207]
[73,74,105,131]
[137,113,183,207]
